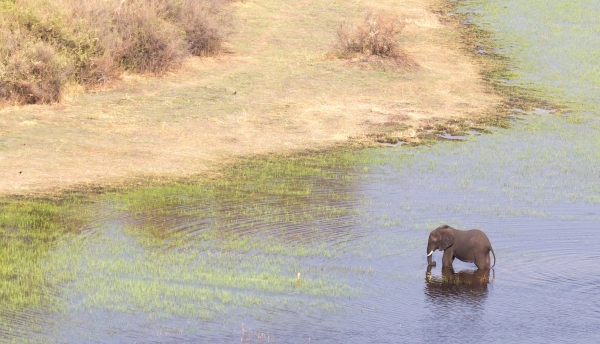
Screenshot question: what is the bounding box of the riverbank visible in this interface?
[0,0,503,197]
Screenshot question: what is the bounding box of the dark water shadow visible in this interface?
[424,266,493,305]
[421,266,494,342]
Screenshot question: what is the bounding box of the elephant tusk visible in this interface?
[427,250,434,257]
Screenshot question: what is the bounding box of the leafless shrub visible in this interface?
[175,0,231,56]
[333,12,418,70]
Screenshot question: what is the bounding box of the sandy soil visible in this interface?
[0,0,501,197]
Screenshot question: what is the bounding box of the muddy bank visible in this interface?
[0,0,504,197]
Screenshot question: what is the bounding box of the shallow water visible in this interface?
[2,0,600,343]
[2,112,599,343]
[457,0,600,111]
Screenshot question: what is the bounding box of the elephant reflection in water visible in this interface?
[425,265,492,301]
[422,266,492,341]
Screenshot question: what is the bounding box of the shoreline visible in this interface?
[0,0,508,199]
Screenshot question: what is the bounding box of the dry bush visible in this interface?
[175,0,231,56]
[0,0,233,105]
[112,1,188,74]
[0,31,72,104]
[69,0,232,73]
[65,1,118,85]
[334,12,418,70]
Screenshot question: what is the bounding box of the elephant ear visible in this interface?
[439,229,455,251]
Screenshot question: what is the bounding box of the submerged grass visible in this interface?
[55,149,384,318]
[48,232,356,320]
[455,0,600,113]
[0,148,383,325]
[0,196,86,310]
[431,0,554,120]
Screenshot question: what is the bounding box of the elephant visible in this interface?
[426,224,496,269]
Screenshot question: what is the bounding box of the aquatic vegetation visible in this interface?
[109,149,376,256]
[48,232,356,320]
[0,147,387,339]
[456,0,600,112]
[0,197,85,311]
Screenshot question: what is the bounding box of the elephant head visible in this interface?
[427,225,455,266]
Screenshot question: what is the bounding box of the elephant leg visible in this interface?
[442,249,454,267]
[474,250,491,269]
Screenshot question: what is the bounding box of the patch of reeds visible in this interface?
[0,0,232,105]
[331,12,419,70]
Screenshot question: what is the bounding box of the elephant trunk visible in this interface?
[427,243,435,265]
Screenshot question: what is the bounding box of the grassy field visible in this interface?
[0,0,502,196]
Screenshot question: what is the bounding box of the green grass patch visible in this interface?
[0,196,86,310]
[0,148,384,322]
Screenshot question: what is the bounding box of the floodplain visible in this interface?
[2,0,600,342]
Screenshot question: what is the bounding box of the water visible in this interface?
[2,112,599,343]
[2,0,600,342]
[457,0,600,112]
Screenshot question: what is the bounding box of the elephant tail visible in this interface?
[490,247,496,267]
